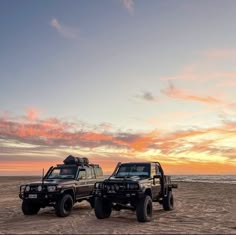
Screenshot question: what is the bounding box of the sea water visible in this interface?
[171,175,236,184]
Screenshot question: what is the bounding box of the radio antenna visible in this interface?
[42,168,44,186]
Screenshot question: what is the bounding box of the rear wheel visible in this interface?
[55,194,73,217]
[163,191,174,211]
[136,195,152,222]
[22,200,40,215]
[94,197,112,219]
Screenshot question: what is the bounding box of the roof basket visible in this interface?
[63,155,89,166]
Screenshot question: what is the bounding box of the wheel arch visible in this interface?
[61,188,75,202]
[144,188,152,199]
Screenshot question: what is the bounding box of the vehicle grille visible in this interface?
[103,183,127,192]
[29,185,47,192]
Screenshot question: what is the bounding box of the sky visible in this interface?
[1,0,236,175]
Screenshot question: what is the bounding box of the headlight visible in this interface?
[25,185,30,192]
[127,183,139,190]
[114,184,119,191]
[47,185,57,192]
[37,185,42,191]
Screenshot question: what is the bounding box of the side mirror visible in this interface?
[153,175,161,179]
[153,174,161,185]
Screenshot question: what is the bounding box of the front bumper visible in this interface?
[19,185,61,206]
[94,189,145,203]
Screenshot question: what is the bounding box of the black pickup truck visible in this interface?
[19,155,104,217]
[93,161,177,222]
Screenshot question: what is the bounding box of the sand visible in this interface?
[0,176,235,234]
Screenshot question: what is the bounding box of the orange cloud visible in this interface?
[129,130,158,151]
[161,82,222,104]
[162,161,236,175]
[1,110,236,175]
[160,72,236,82]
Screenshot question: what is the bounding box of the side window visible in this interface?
[156,164,162,176]
[86,167,95,179]
[94,167,103,177]
[91,168,95,179]
[85,167,91,179]
[78,170,86,180]
[98,167,103,176]
[151,164,156,178]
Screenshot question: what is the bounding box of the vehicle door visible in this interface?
[75,169,88,199]
[151,163,161,198]
[86,167,97,195]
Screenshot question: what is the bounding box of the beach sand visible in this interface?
[0,177,235,234]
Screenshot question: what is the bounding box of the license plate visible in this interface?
[28,194,37,199]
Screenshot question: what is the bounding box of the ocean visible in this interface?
[103,174,236,184]
[171,175,236,184]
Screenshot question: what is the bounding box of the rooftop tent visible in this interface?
[63,155,89,165]
[63,155,82,165]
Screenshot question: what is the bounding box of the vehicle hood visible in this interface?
[26,179,75,186]
[104,176,145,183]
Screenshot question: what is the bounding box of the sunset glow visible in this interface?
[1,0,236,175]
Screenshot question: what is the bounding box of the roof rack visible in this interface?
[89,164,100,168]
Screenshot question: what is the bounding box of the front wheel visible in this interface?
[163,191,174,211]
[94,197,112,219]
[136,195,152,222]
[22,200,40,215]
[55,194,73,217]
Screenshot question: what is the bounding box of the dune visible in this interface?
[0,177,235,234]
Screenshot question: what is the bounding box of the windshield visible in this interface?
[115,164,150,178]
[47,167,77,179]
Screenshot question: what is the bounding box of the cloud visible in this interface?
[122,0,134,14]
[137,91,158,102]
[27,108,39,122]
[160,72,236,82]
[50,18,79,39]
[1,110,236,175]
[161,82,222,104]
[0,112,158,151]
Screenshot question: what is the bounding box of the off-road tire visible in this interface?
[163,190,174,211]
[55,194,73,217]
[94,197,112,219]
[136,195,152,222]
[22,200,40,215]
